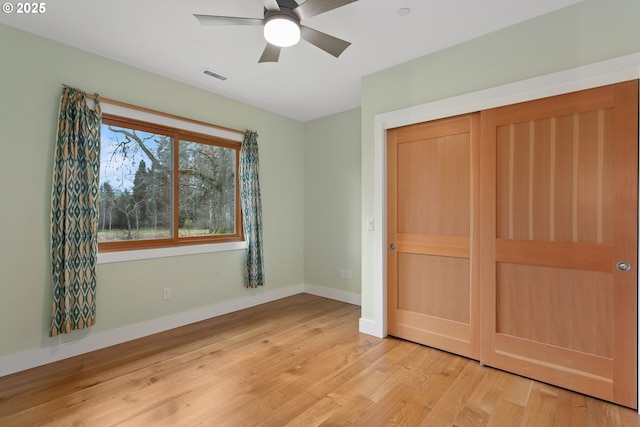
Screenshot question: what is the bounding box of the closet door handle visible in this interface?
[389,243,396,250]
[617,262,631,272]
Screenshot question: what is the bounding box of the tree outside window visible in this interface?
[98,115,241,251]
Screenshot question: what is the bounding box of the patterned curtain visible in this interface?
[50,86,102,336]
[239,130,265,288]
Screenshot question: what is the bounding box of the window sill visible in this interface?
[97,241,247,264]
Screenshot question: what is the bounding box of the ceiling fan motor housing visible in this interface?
[268,0,300,13]
[264,2,300,24]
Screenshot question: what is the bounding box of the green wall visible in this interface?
[359,0,640,322]
[304,108,362,296]
[0,23,306,357]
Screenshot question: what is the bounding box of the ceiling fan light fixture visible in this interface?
[264,15,300,47]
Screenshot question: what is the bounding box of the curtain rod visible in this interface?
[83,92,245,136]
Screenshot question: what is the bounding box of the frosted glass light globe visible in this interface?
[264,16,300,47]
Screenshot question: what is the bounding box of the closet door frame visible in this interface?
[365,53,640,410]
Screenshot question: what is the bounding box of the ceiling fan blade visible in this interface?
[294,0,358,20]
[264,0,281,12]
[193,14,264,26]
[300,26,351,58]
[259,43,281,63]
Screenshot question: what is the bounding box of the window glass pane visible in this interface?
[178,140,236,237]
[99,124,173,242]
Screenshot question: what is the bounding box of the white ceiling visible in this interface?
[1,0,582,122]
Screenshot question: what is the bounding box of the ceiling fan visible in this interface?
[194,0,358,63]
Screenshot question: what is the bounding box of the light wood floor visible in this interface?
[0,294,638,426]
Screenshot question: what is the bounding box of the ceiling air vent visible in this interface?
[202,69,228,81]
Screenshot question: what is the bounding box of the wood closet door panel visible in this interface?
[480,80,638,408]
[387,114,481,360]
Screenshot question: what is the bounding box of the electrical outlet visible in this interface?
[339,269,352,280]
[163,287,172,300]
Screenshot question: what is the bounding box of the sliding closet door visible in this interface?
[387,114,481,359]
[480,81,638,408]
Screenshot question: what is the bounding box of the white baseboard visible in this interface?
[303,283,361,306]
[0,283,361,378]
[0,284,304,378]
[358,317,384,338]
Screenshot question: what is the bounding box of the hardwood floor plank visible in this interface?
[282,395,345,427]
[551,388,590,427]
[464,366,512,418]
[482,372,531,427]
[486,398,526,427]
[320,394,374,427]
[355,383,429,427]
[419,361,487,426]
[0,294,638,427]
[520,383,560,426]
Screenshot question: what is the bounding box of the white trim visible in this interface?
[101,101,243,142]
[0,284,362,377]
[98,241,247,264]
[304,283,361,306]
[374,54,640,132]
[0,284,303,377]
[358,318,381,338]
[365,52,640,411]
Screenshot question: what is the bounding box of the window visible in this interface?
[98,114,242,252]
